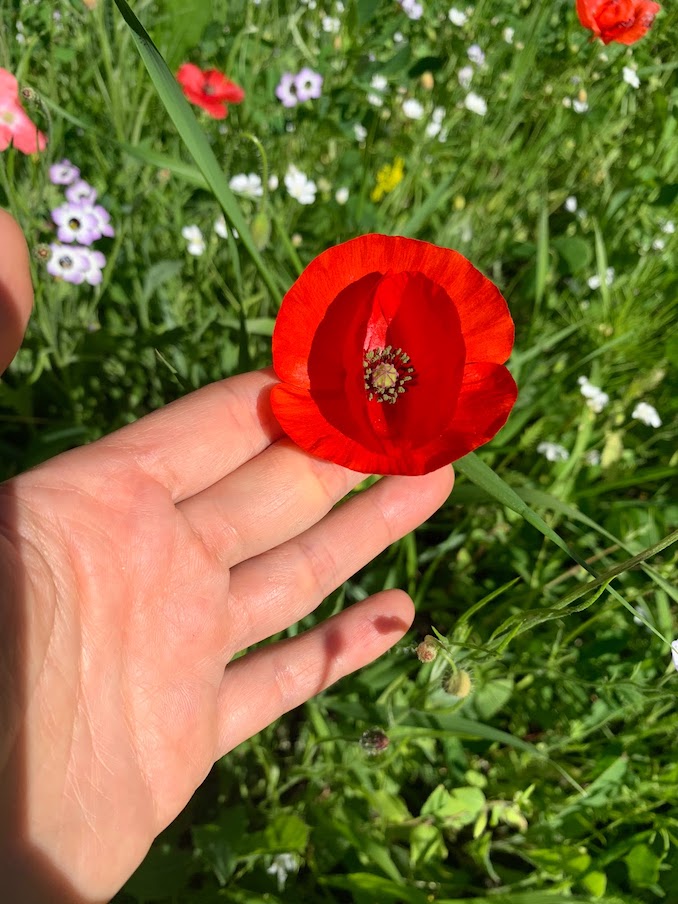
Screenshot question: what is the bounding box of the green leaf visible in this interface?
[580,870,607,898]
[472,677,514,721]
[421,785,485,828]
[552,236,592,273]
[410,823,447,867]
[625,843,662,888]
[111,0,282,299]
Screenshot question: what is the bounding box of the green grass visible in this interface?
[1,0,677,900]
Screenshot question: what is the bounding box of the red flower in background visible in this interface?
[576,0,661,44]
[0,68,47,154]
[176,63,244,119]
[271,235,518,476]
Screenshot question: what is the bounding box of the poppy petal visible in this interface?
[433,362,519,464]
[177,63,204,94]
[271,383,442,476]
[7,106,46,154]
[273,234,512,389]
[271,235,518,476]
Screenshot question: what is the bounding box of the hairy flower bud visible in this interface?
[359,728,390,755]
[416,635,438,662]
[444,669,472,698]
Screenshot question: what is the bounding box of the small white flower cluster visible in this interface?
[537,442,569,462]
[450,37,487,116]
[448,7,467,26]
[623,66,640,89]
[632,402,661,428]
[367,74,388,108]
[402,97,424,120]
[284,164,317,204]
[322,15,341,33]
[578,376,609,414]
[426,105,447,140]
[399,0,423,20]
[228,173,263,199]
[587,267,615,290]
[181,224,206,256]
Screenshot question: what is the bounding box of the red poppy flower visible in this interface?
[176,63,245,119]
[0,68,47,155]
[576,0,661,44]
[271,235,518,476]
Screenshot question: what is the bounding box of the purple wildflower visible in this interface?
[78,248,107,286]
[65,179,98,205]
[275,72,298,108]
[51,202,101,245]
[49,159,80,186]
[295,67,323,102]
[90,205,115,239]
[51,201,114,244]
[47,244,106,286]
[47,245,89,284]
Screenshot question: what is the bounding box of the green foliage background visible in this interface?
[1,0,677,900]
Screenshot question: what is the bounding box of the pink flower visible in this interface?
[0,68,47,155]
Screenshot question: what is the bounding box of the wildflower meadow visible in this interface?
[1,0,677,901]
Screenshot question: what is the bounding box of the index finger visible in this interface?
[90,368,283,501]
[0,209,34,375]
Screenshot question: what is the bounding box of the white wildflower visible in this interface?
[284,164,317,205]
[464,91,487,116]
[467,44,485,65]
[584,449,601,466]
[228,173,263,199]
[537,442,569,462]
[354,123,368,142]
[578,376,609,414]
[181,224,205,256]
[448,7,467,25]
[623,66,640,89]
[503,26,515,43]
[631,402,661,429]
[266,853,299,892]
[400,0,423,19]
[565,195,577,213]
[402,97,424,119]
[322,15,341,33]
[660,220,675,234]
[458,65,473,89]
[587,267,614,290]
[335,186,349,205]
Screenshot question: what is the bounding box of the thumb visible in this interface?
[0,209,33,375]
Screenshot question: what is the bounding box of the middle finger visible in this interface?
[178,438,365,567]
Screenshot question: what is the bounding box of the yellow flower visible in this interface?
[371,157,404,202]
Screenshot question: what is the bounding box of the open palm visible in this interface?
[0,212,453,903]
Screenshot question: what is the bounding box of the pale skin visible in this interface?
[0,210,454,902]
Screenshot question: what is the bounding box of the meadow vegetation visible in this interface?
[1,0,677,900]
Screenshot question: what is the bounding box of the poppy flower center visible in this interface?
[363,345,415,404]
[202,81,215,95]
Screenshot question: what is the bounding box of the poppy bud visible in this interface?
[359,728,390,755]
[251,211,271,251]
[416,635,438,662]
[444,669,473,698]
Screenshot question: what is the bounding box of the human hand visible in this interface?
[0,211,453,902]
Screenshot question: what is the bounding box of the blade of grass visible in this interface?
[111,0,282,299]
[455,453,670,633]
